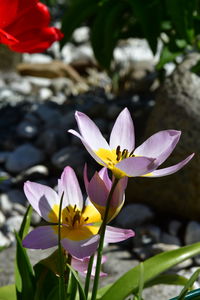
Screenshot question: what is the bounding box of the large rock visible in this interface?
[126,53,200,220]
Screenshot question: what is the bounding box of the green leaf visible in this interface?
[18,205,32,240]
[66,264,86,300]
[0,284,16,300]
[60,0,99,48]
[33,252,60,300]
[138,262,144,300]
[127,0,162,54]
[91,0,126,69]
[156,43,182,70]
[146,274,189,288]
[177,268,200,300]
[165,0,195,43]
[100,242,200,300]
[15,232,35,300]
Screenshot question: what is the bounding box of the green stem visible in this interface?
[58,192,66,300]
[91,178,119,300]
[84,254,94,298]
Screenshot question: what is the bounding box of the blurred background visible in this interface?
[1,1,200,298]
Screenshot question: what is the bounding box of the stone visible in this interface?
[0,151,10,163]
[35,103,61,123]
[51,146,86,172]
[168,220,182,237]
[126,53,200,220]
[12,203,26,215]
[16,121,38,138]
[160,232,181,246]
[39,87,53,100]
[72,26,89,44]
[6,189,27,205]
[5,215,23,233]
[0,193,13,214]
[185,221,200,245]
[0,231,10,248]
[15,165,49,182]
[0,210,5,227]
[5,144,44,173]
[115,203,154,229]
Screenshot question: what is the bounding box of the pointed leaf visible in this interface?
[100,242,200,300]
[18,205,32,240]
[15,232,35,300]
[146,274,189,288]
[177,268,200,300]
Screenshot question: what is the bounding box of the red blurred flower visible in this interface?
[0,0,63,53]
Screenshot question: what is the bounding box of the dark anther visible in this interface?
[67,207,70,212]
[116,145,121,161]
[129,150,134,157]
[65,217,69,222]
[84,217,89,222]
[72,212,80,226]
[122,149,128,158]
[73,204,77,211]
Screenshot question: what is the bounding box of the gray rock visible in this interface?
[10,79,32,95]
[6,189,26,205]
[0,231,10,248]
[0,151,10,163]
[51,146,86,171]
[160,232,181,246]
[51,77,71,93]
[36,129,69,155]
[185,221,200,245]
[35,103,61,123]
[14,165,49,183]
[5,144,44,173]
[168,220,182,237]
[39,87,53,100]
[0,210,5,227]
[17,121,38,138]
[12,203,26,215]
[5,215,23,233]
[0,193,13,214]
[31,211,41,225]
[73,26,89,44]
[115,203,154,229]
[126,53,200,220]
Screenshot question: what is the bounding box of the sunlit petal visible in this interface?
[22,226,57,249]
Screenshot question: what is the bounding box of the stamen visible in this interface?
[65,217,69,222]
[116,145,121,161]
[122,149,128,158]
[67,207,70,212]
[72,212,80,226]
[129,150,134,157]
[73,204,77,211]
[84,217,89,222]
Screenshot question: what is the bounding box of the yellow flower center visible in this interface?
[95,145,134,178]
[48,204,102,241]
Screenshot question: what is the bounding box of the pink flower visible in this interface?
[69,108,194,178]
[0,0,63,53]
[23,166,134,258]
[72,255,107,278]
[84,166,127,221]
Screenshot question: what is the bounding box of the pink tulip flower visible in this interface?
[23,166,134,258]
[69,108,194,178]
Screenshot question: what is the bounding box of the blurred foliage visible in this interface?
[60,0,200,70]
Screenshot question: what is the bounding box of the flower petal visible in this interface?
[61,235,99,259]
[24,181,59,222]
[72,255,107,277]
[0,0,18,28]
[98,167,112,190]
[68,129,106,166]
[109,108,135,152]
[74,111,110,151]
[87,172,109,208]
[115,156,156,177]
[145,153,194,177]
[104,226,135,243]
[22,226,57,249]
[59,166,83,210]
[134,130,181,166]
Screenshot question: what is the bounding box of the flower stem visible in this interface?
[58,191,66,300]
[84,254,94,298]
[91,178,119,300]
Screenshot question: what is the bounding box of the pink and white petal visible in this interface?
[22,226,57,249]
[105,226,135,243]
[134,130,181,166]
[87,172,109,207]
[83,164,89,193]
[98,167,112,190]
[72,255,107,277]
[111,178,128,208]
[24,181,59,222]
[68,129,106,166]
[109,108,135,152]
[74,111,110,151]
[61,235,99,259]
[145,153,194,178]
[59,166,83,210]
[116,156,156,177]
